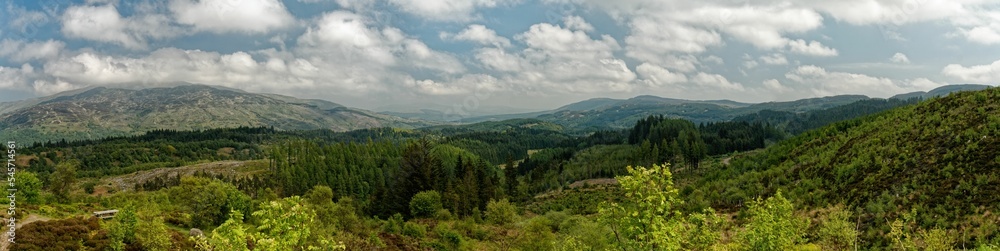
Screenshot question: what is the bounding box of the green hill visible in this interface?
[0,85,434,144]
[685,87,1000,246]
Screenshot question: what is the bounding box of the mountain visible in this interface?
[0,85,434,144]
[461,85,990,133]
[529,95,869,133]
[686,87,1000,246]
[554,97,625,112]
[890,84,991,100]
[743,94,869,112]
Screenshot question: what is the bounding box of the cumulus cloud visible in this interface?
[563,15,595,32]
[625,17,722,57]
[296,11,465,74]
[0,65,34,89]
[759,53,788,65]
[787,39,838,57]
[785,65,941,98]
[890,52,910,64]
[169,0,295,34]
[762,79,791,93]
[467,22,637,95]
[440,24,512,47]
[942,60,1000,83]
[691,72,744,91]
[3,0,993,107]
[963,27,1000,44]
[61,4,182,49]
[388,0,517,22]
[636,63,687,86]
[0,40,65,62]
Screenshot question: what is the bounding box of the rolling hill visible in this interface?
[462,85,991,133]
[684,87,1000,246]
[0,84,434,144]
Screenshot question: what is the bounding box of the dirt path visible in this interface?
[722,156,733,165]
[0,214,52,251]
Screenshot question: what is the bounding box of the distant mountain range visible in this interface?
[0,84,434,144]
[440,84,992,132]
[890,84,992,100]
[0,83,990,144]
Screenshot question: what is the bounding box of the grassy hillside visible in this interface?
[0,85,432,145]
[683,87,1000,246]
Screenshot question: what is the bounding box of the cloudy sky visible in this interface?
[1,0,999,111]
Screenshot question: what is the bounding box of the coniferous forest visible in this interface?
[3,89,1000,251]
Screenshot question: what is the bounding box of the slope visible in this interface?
[0,85,433,144]
[685,87,1000,246]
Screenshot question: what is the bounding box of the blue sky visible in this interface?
[1,0,999,112]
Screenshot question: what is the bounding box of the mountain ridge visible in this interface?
[0,84,434,144]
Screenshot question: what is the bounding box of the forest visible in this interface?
[3,90,999,250]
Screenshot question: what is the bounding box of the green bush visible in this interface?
[409,191,443,218]
[402,222,426,238]
[434,209,453,221]
[816,206,858,250]
[485,199,518,225]
[737,191,807,251]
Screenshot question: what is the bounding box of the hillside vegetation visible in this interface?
[0,85,432,145]
[5,88,1000,250]
[685,87,1000,246]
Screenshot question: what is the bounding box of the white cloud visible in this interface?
[681,5,824,49]
[759,53,788,65]
[636,63,687,86]
[5,4,49,31]
[0,65,33,89]
[388,0,517,22]
[942,60,1000,83]
[702,55,724,65]
[624,17,722,57]
[475,47,525,72]
[440,24,511,48]
[563,15,594,32]
[787,39,838,57]
[0,39,65,62]
[403,74,501,95]
[762,79,791,93]
[785,65,941,98]
[61,4,182,49]
[169,0,295,34]
[466,22,637,95]
[32,79,79,95]
[961,25,1000,44]
[517,23,620,60]
[691,72,744,91]
[890,52,910,64]
[296,11,465,75]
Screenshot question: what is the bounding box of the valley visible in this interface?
[1,85,997,250]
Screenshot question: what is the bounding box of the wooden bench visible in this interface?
[93,210,119,219]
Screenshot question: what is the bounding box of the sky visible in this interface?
[0,0,999,112]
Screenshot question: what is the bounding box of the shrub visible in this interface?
[737,191,807,251]
[485,199,518,225]
[816,206,858,250]
[434,209,453,221]
[409,191,443,218]
[402,222,426,238]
